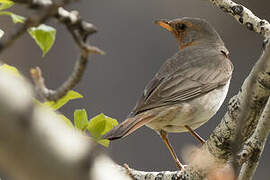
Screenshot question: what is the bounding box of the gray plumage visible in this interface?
[103,17,233,142]
[129,44,233,117]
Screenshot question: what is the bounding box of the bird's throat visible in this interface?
[178,40,198,50]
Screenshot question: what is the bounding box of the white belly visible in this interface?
[146,81,230,133]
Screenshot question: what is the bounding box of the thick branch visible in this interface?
[121,166,202,180]
[2,0,270,179]
[0,71,130,180]
[124,1,270,179]
[236,44,270,179]
[122,42,270,180]
[238,97,270,180]
[108,1,270,179]
[0,71,93,180]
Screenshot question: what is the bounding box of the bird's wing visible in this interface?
[129,53,233,116]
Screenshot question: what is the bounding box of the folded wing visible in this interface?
[129,52,233,116]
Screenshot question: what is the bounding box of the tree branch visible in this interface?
[0,71,93,180]
[12,0,53,7]
[237,43,270,180]
[0,70,131,180]
[204,35,270,174]
[209,0,270,38]
[122,41,270,180]
[1,0,270,179]
[0,0,73,54]
[120,165,202,180]
[205,0,270,176]
[31,7,104,101]
[0,1,104,102]
[118,1,270,179]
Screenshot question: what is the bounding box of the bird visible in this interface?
[103,17,233,170]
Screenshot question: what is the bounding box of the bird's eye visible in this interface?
[176,23,186,31]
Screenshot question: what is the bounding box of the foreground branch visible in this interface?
[1,0,270,179]
[0,71,131,180]
[0,71,93,179]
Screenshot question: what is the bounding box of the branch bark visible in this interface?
[0,0,270,179]
[121,40,270,180]
[116,1,270,179]
[31,7,104,102]
[209,0,270,38]
[238,44,270,180]
[0,0,72,54]
[0,71,131,180]
[0,0,104,102]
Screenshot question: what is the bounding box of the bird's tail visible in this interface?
[102,113,154,140]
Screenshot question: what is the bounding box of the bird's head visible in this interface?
[155,17,224,50]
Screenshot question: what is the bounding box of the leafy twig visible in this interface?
[31,7,104,101]
[0,0,72,54]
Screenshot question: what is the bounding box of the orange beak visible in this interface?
[155,19,173,32]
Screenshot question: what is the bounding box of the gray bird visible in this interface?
[103,17,233,170]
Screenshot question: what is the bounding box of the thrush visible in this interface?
[103,17,233,170]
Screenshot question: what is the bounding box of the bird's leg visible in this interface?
[184,125,205,145]
[160,130,184,170]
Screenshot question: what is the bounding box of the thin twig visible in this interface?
[0,1,104,101]
[13,0,53,7]
[0,0,73,54]
[31,7,104,101]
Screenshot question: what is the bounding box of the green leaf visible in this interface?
[0,0,14,10]
[28,24,56,57]
[88,113,106,139]
[58,114,74,128]
[0,64,21,77]
[97,139,110,147]
[0,11,25,23]
[83,136,110,147]
[87,113,118,147]
[9,13,25,23]
[74,109,88,131]
[0,29,3,39]
[88,113,118,139]
[32,98,42,106]
[33,97,74,128]
[43,90,83,110]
